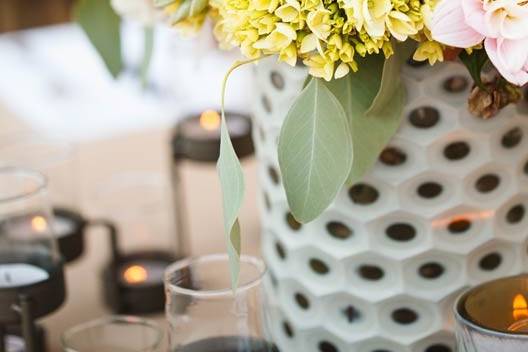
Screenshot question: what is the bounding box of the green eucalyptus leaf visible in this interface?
[170,0,208,24]
[218,57,265,290]
[154,0,177,7]
[459,49,488,90]
[140,26,155,88]
[366,42,413,116]
[217,115,244,290]
[75,0,123,78]
[324,53,406,186]
[278,78,353,223]
[303,74,313,89]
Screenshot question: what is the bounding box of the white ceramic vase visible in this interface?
[252,56,528,352]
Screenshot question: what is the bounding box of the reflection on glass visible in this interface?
[61,316,162,352]
[165,254,276,352]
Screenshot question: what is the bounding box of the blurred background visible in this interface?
[0,1,260,350]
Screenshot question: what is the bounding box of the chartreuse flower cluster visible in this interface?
[210,0,443,80]
[154,0,210,35]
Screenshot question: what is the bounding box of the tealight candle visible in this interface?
[172,110,254,162]
[2,210,86,263]
[118,260,166,287]
[103,251,175,315]
[455,274,528,351]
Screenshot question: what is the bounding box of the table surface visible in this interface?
[0,23,262,352]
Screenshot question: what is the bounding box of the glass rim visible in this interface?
[0,166,48,204]
[61,315,163,351]
[165,253,267,297]
[454,274,528,338]
[0,132,76,169]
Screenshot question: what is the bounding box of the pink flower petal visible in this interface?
[432,0,485,48]
[497,38,528,72]
[461,0,490,36]
[500,5,528,40]
[485,37,528,86]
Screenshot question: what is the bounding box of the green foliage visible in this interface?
[217,58,264,290]
[154,0,177,6]
[459,49,489,90]
[75,0,123,78]
[169,0,208,24]
[140,27,155,87]
[324,51,406,186]
[278,78,353,223]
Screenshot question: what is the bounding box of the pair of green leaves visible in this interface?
[218,47,409,289]
[278,46,410,223]
[459,49,489,90]
[154,0,208,25]
[75,0,154,84]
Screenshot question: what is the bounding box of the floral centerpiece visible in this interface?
[77,0,528,349]
[76,0,528,282]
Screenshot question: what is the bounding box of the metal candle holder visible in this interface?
[53,208,87,264]
[171,111,254,163]
[170,110,254,258]
[0,258,65,352]
[99,220,176,315]
[0,324,46,352]
[456,274,528,352]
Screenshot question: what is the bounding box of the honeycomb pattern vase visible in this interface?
[252,57,528,352]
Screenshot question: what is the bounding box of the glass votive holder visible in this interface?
[165,254,275,352]
[0,132,79,210]
[61,316,162,352]
[455,274,528,352]
[93,171,177,254]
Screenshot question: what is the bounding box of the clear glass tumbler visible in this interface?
[61,316,162,352]
[165,254,275,352]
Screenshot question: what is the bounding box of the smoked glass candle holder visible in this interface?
[0,167,66,349]
[61,316,162,352]
[0,133,86,263]
[0,133,78,210]
[455,274,528,352]
[165,254,275,352]
[94,172,177,254]
[94,172,178,314]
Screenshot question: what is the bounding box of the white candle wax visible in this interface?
[51,215,76,238]
[6,335,24,352]
[0,263,49,288]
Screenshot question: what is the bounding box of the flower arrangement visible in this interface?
[77,0,527,285]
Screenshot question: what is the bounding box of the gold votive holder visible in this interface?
[455,274,528,352]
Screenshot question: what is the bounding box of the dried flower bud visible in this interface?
[468,80,522,119]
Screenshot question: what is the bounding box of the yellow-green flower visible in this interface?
[254,22,297,51]
[279,42,298,65]
[251,0,279,12]
[414,41,443,65]
[275,0,302,23]
[210,0,445,79]
[304,54,334,81]
[306,8,332,41]
[386,11,418,41]
[344,0,392,38]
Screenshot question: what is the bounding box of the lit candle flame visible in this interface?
[123,265,148,284]
[508,294,528,332]
[31,216,48,233]
[200,110,221,131]
[513,294,528,321]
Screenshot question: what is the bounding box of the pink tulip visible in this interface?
[431,0,528,86]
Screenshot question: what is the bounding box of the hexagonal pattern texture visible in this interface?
[253,57,528,352]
